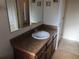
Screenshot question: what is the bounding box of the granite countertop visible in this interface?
[11,25,57,56]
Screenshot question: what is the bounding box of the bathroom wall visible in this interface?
[56,0,66,49]
[63,0,79,41]
[43,0,59,26]
[0,0,42,58]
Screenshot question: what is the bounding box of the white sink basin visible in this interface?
[32,31,50,40]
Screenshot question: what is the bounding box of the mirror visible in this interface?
[6,0,43,32]
[29,0,43,25]
[6,0,30,32]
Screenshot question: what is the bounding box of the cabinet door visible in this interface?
[46,44,52,59]
[14,48,26,59]
[36,46,46,59]
[51,37,57,54]
[38,52,46,59]
[51,41,55,54]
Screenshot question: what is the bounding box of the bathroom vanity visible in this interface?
[11,25,57,59]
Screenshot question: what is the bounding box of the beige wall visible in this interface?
[43,0,59,26]
[63,0,79,41]
[0,0,42,58]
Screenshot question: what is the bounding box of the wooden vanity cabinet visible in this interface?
[13,36,57,59]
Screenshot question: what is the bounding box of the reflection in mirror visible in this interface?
[6,0,30,32]
[17,0,30,28]
[6,0,19,32]
[29,0,43,25]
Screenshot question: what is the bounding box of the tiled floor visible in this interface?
[51,39,79,59]
[59,39,79,55]
[52,50,79,59]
